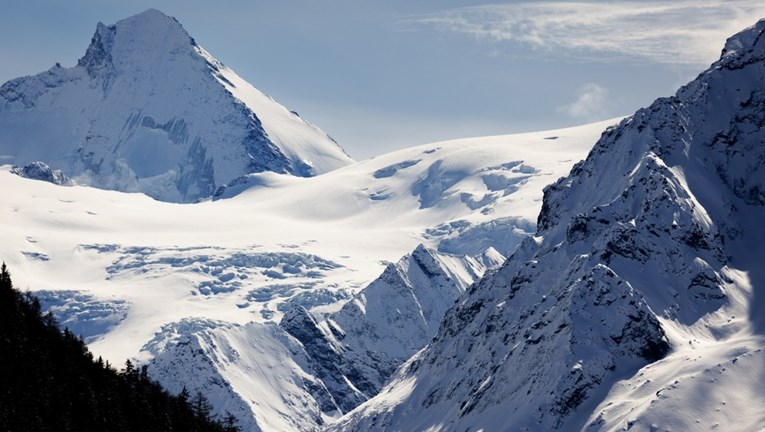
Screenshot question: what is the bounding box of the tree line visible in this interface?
[0,263,239,431]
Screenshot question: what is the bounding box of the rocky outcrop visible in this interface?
[11,161,72,186]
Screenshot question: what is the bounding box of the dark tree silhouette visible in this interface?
[0,263,239,432]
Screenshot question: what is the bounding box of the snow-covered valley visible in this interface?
[0,113,611,429]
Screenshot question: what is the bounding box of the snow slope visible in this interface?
[146,246,480,432]
[0,9,351,202]
[0,119,613,430]
[329,19,765,432]
[280,245,488,414]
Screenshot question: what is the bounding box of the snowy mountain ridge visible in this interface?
[280,245,484,411]
[329,19,765,432]
[144,246,480,432]
[0,9,352,202]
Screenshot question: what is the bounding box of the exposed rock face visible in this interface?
[329,19,765,432]
[0,9,352,202]
[281,245,470,414]
[11,161,72,185]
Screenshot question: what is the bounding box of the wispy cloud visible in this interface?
[558,83,608,119]
[403,1,765,65]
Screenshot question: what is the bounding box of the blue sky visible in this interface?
[1,1,763,159]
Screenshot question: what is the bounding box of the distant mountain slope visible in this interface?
[329,20,765,432]
[0,9,351,202]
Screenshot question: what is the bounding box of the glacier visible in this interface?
[0,116,610,430]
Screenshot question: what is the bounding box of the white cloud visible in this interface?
[404,1,765,65]
[558,83,608,119]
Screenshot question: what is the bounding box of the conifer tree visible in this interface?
[0,263,239,431]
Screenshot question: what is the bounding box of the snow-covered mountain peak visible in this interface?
[113,8,186,37]
[0,9,352,202]
[78,9,193,79]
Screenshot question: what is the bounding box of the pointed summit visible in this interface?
[79,9,195,81]
[110,9,190,44]
[123,8,178,24]
[0,10,353,202]
[109,8,193,53]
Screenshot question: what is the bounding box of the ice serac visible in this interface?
[330,19,765,432]
[0,9,352,202]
